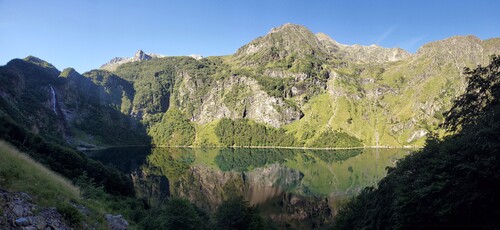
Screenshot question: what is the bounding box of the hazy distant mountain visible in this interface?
[100,50,166,71]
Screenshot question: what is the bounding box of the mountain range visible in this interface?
[1,23,499,148]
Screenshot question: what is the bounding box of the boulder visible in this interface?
[105,214,128,230]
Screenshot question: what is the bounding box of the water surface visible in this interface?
[88,147,410,227]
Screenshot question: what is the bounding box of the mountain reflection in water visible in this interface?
[87,147,410,227]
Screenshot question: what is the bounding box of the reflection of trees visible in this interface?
[89,147,151,173]
[214,148,297,172]
[145,147,195,182]
[307,149,363,163]
[127,148,195,207]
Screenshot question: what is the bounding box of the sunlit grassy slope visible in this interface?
[0,141,80,206]
[194,120,221,147]
[0,141,111,228]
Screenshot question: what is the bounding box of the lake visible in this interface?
[87,147,411,228]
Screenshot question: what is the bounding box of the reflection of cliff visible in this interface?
[172,163,332,228]
[173,163,303,211]
[176,164,244,210]
[131,168,169,206]
[244,163,303,205]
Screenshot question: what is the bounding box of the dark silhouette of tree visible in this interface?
[444,55,500,132]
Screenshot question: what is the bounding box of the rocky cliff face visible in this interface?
[178,72,302,127]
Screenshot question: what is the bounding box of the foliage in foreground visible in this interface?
[0,141,100,228]
[0,141,79,206]
[0,115,134,196]
[333,55,500,229]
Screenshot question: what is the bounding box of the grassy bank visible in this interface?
[0,141,79,206]
[0,141,110,228]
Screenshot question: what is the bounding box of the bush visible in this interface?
[57,203,83,227]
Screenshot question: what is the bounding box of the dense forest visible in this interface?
[214,118,363,148]
[333,55,500,229]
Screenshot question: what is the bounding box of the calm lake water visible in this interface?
[87,147,411,228]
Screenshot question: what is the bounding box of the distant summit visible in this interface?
[188,54,203,60]
[100,50,166,71]
[100,50,205,71]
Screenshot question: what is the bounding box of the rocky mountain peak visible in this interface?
[233,23,329,66]
[234,23,411,66]
[267,23,310,35]
[100,50,165,71]
[189,54,203,60]
[132,50,152,62]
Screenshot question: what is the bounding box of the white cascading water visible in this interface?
[49,85,57,115]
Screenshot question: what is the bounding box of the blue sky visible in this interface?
[1,0,499,72]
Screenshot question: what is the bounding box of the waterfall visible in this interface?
[49,85,58,115]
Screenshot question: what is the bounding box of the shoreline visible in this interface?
[81,144,422,151]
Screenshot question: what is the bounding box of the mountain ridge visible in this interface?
[1,23,499,148]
